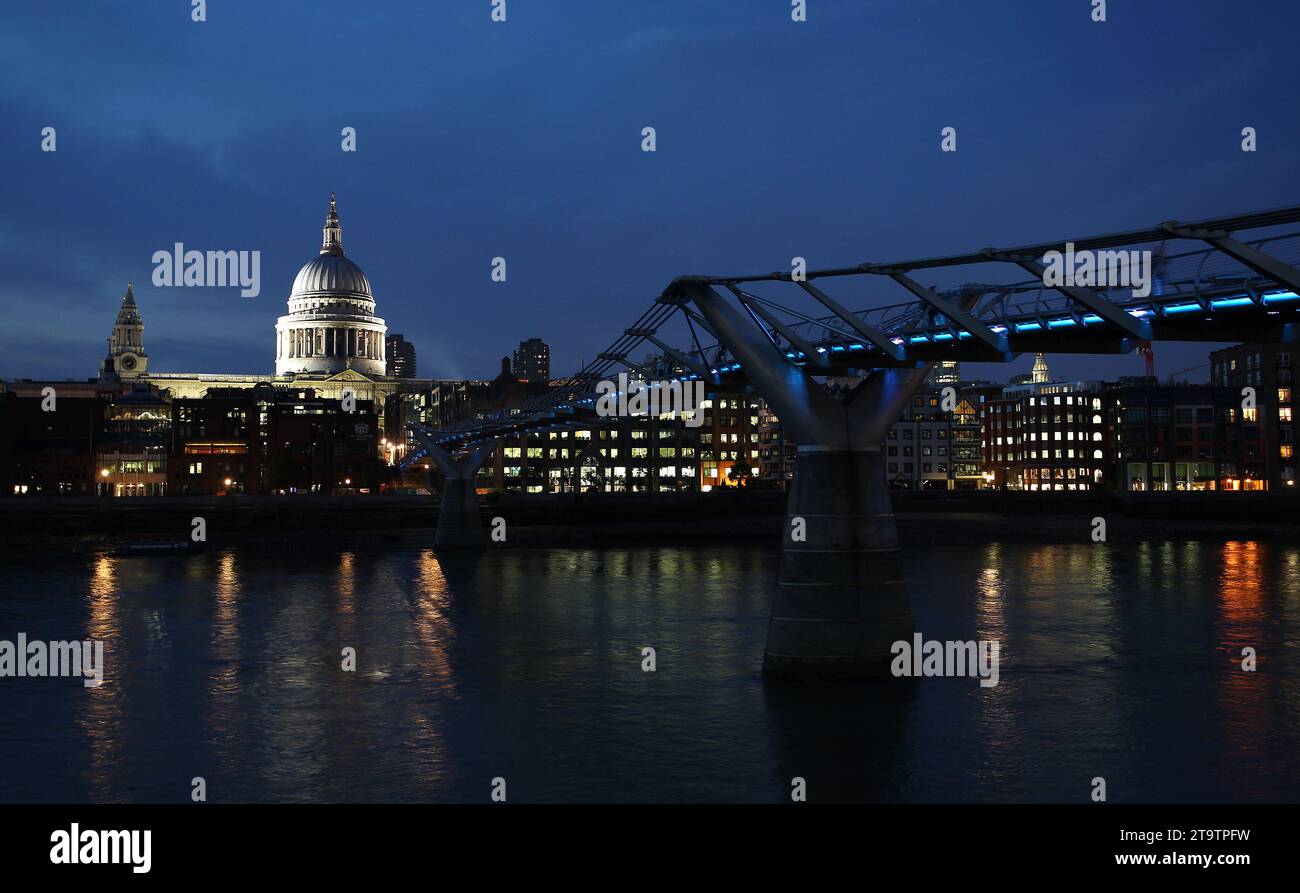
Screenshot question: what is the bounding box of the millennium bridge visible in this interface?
[406,205,1300,680]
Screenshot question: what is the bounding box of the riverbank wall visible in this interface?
[2,490,1297,551]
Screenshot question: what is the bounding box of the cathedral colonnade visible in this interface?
[277,326,386,362]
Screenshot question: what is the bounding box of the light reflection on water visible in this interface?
[80,555,123,802]
[1,540,1298,803]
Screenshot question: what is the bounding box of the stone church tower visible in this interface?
[104,283,148,378]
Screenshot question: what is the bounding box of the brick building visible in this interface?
[2,381,104,496]
[170,389,262,494]
[1110,382,1264,491]
[1210,342,1295,489]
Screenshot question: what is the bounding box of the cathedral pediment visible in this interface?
[316,368,376,383]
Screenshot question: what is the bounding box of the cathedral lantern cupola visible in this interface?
[322,192,344,256]
[1031,352,1050,384]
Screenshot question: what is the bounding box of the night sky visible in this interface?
[2,0,1297,384]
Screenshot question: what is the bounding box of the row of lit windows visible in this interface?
[995,449,1106,461]
[887,463,949,474]
[889,446,947,457]
[1025,396,1104,409]
[508,466,701,480]
[990,431,1097,444]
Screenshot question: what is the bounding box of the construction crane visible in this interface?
[1137,341,1156,378]
[1135,240,1165,380]
[1165,363,1210,384]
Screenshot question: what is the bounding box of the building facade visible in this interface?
[472,416,698,495]
[386,334,417,379]
[698,395,762,489]
[983,380,1111,491]
[512,338,550,384]
[757,405,796,486]
[1210,342,1295,489]
[95,385,170,496]
[2,382,103,496]
[170,384,381,495]
[884,384,995,490]
[1111,383,1264,491]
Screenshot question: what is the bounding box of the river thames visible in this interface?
[2,540,1298,803]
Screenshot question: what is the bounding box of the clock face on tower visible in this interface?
[119,353,137,371]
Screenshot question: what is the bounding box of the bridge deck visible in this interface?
[406,205,1300,455]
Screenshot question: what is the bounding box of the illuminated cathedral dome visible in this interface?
[275,194,387,376]
[290,254,372,304]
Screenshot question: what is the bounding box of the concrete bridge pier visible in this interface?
[772,443,912,679]
[409,428,496,548]
[678,281,931,680]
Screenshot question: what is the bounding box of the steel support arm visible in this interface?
[797,281,907,361]
[408,426,495,479]
[884,272,1009,354]
[1007,256,1152,340]
[598,352,660,381]
[845,367,934,445]
[629,330,716,383]
[1162,224,1300,295]
[676,280,846,446]
[729,287,830,368]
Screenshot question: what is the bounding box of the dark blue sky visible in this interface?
[2,0,1297,384]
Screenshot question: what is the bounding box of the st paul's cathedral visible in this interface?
[100,195,416,432]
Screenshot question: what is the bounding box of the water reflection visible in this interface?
[80,555,124,801]
[412,549,458,691]
[1213,541,1271,799]
[337,551,356,614]
[2,539,1297,802]
[971,542,1022,797]
[762,681,915,802]
[207,551,243,788]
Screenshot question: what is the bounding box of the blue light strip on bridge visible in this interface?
[1209,296,1256,309]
